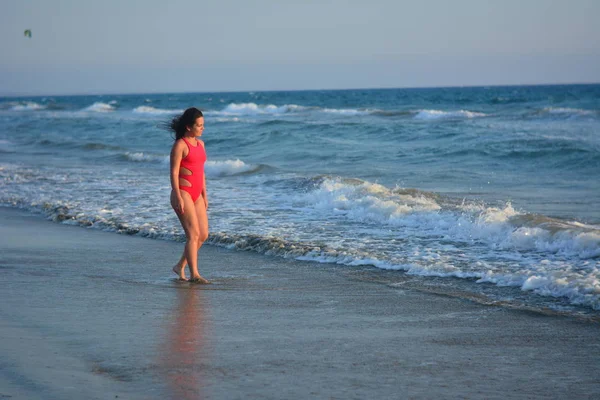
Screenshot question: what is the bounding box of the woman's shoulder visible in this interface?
[173,138,187,147]
[171,138,187,153]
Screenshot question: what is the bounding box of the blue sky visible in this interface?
[1,0,599,95]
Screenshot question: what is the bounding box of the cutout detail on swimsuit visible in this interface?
[179,178,192,187]
[180,167,192,175]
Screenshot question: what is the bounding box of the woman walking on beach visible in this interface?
[168,107,210,283]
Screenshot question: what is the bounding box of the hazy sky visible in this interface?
[1,0,599,95]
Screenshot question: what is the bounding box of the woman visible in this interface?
[168,107,210,283]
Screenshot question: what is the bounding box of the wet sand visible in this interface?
[0,207,599,399]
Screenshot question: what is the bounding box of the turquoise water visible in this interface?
[1,84,599,314]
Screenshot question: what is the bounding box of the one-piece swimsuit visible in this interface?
[179,138,207,203]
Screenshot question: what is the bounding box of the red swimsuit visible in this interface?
[179,138,207,203]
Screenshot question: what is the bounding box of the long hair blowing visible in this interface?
[167,107,203,140]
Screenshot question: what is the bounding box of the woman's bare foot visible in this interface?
[172,264,188,281]
[189,275,210,284]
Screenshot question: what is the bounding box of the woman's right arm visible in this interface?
[170,141,185,214]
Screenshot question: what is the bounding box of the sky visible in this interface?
[1,0,599,95]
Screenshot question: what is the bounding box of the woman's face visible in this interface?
[188,117,204,137]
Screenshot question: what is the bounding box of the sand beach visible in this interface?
[1,206,599,399]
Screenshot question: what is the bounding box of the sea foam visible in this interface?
[414,109,486,120]
[296,177,600,259]
[132,106,182,115]
[206,103,490,119]
[296,176,442,220]
[205,159,261,177]
[10,102,46,111]
[123,152,169,164]
[82,102,115,112]
[208,102,373,116]
[213,103,303,115]
[537,107,598,119]
[322,108,370,115]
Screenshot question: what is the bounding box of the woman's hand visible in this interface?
[171,193,185,215]
[177,195,185,214]
[203,195,209,211]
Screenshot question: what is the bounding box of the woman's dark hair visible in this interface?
[167,107,203,140]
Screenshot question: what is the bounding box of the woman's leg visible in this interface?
[192,195,209,282]
[171,190,190,280]
[172,252,188,281]
[172,191,201,281]
[171,196,210,282]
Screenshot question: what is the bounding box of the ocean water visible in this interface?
[1,85,599,316]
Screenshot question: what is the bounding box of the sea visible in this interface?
[1,84,599,317]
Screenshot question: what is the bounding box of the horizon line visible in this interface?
[1,81,599,99]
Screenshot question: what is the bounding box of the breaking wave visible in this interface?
[82,102,116,112]
[413,109,487,120]
[299,176,600,259]
[541,107,597,118]
[122,152,169,164]
[10,101,46,111]
[132,106,182,115]
[207,103,306,115]
[205,159,265,177]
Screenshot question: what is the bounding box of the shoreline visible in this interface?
[1,206,599,399]
[7,203,599,321]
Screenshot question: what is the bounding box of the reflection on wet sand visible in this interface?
[160,285,210,399]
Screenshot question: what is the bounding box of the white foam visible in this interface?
[205,159,259,177]
[477,264,600,310]
[322,108,369,115]
[124,152,169,164]
[414,109,486,120]
[132,106,182,115]
[294,178,442,231]
[207,229,600,310]
[82,102,115,112]
[296,177,600,260]
[211,102,304,115]
[204,103,377,117]
[301,177,440,216]
[452,204,600,258]
[543,107,595,117]
[213,117,242,123]
[11,102,46,111]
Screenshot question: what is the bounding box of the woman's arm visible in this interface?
[170,141,183,192]
[170,141,185,213]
